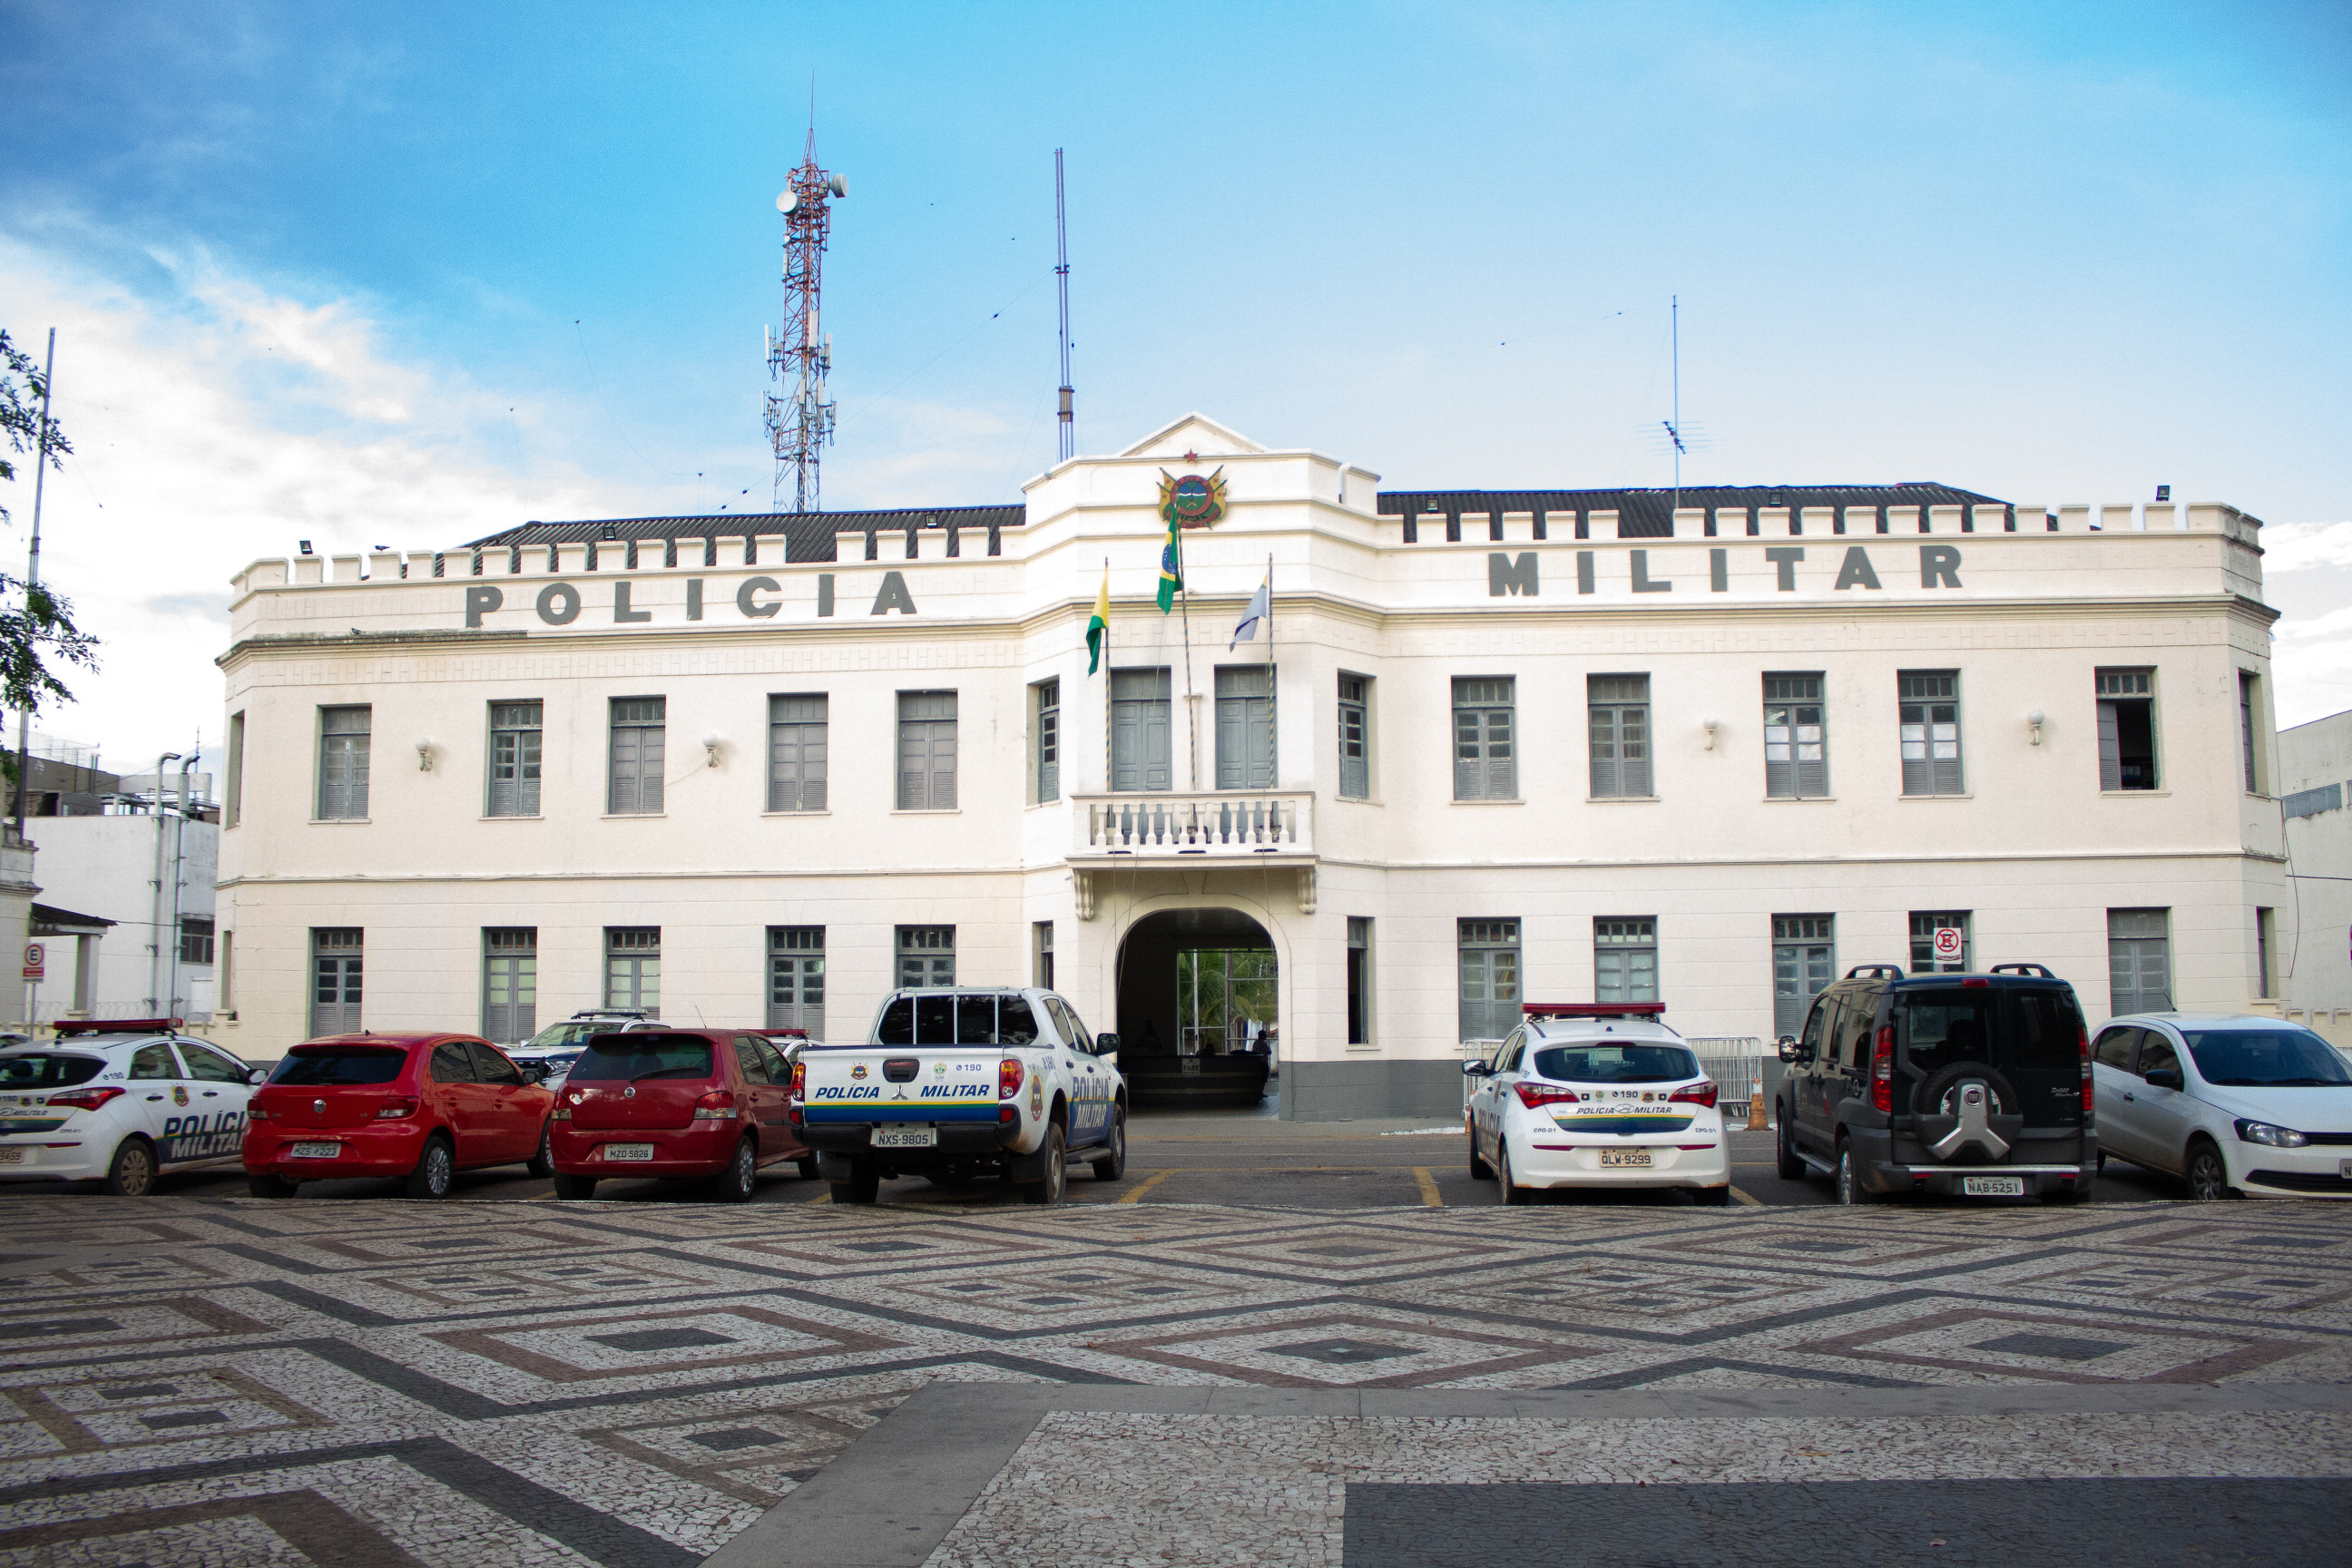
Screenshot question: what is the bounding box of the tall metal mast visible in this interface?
[766,123,848,514]
[1054,148,1074,463]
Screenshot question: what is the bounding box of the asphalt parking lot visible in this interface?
[0,1102,2199,1210]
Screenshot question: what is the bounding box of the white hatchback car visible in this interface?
[0,1021,259,1196]
[1464,1004,1730,1204]
[2090,1014,2352,1199]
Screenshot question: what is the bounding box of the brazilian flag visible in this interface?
[1157,509,1183,612]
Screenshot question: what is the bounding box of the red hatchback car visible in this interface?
[243,1033,557,1199]
[549,1028,814,1200]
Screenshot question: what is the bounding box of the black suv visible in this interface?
[1774,964,2093,1203]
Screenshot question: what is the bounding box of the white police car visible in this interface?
[0,1020,258,1196]
[1464,1002,1731,1204]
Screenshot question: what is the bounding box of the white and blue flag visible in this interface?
[1230,577,1270,651]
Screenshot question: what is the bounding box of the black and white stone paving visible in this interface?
[1,1193,2347,1565]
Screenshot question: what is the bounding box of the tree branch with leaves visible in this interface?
[0,328,99,720]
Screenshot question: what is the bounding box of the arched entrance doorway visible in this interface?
[1114,906,1278,1109]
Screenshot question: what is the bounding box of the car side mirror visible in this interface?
[1776,1036,1802,1063]
[1462,1061,1490,1078]
[247,1067,269,1086]
[2142,1068,2181,1092]
[516,1063,546,1084]
[1093,1032,1119,1057]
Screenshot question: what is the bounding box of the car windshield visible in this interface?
[566,1034,713,1083]
[0,1053,105,1089]
[1532,1044,1698,1083]
[270,1047,408,1086]
[528,1021,629,1048]
[2180,1028,2352,1088]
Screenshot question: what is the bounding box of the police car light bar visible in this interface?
[53,1017,183,1035]
[1521,1003,1666,1018]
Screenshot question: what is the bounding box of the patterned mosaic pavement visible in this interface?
[2,1194,2348,1565]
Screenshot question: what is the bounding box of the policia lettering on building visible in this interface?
[464,571,918,628]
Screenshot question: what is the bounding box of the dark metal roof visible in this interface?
[465,508,1026,564]
[1375,484,2007,539]
[31,902,115,930]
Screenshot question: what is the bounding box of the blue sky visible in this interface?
[2,0,2348,754]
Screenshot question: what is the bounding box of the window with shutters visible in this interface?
[768,926,824,1034]
[317,706,371,819]
[1215,665,1276,789]
[1347,917,1374,1044]
[1457,918,1520,1042]
[2094,668,2158,791]
[1908,910,1971,974]
[604,927,660,1013]
[1109,669,1171,792]
[1338,674,1371,799]
[1594,917,1659,1003]
[1762,673,1828,799]
[1771,915,1834,1041]
[487,701,543,817]
[1033,921,1054,990]
[1452,678,1516,800]
[897,925,955,987]
[607,697,666,814]
[179,916,214,965]
[2238,671,2262,795]
[482,928,537,1042]
[1897,671,1963,796]
[2106,909,2171,1014]
[1033,680,1060,803]
[768,694,828,812]
[310,928,363,1034]
[897,691,958,809]
[226,711,244,828]
[1587,674,1652,798]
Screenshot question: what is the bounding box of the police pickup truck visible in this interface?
[791,986,1126,1206]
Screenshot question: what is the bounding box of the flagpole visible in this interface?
[1177,528,1197,791]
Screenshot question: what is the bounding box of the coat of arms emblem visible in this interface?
[1158,467,1227,528]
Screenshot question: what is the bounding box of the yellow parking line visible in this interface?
[1117,1168,1177,1204]
[803,1190,832,1204]
[1412,1167,1443,1207]
[1729,1186,1762,1207]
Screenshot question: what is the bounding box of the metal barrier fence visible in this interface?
[1686,1037,1767,1107]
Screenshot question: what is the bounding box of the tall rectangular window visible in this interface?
[2107,909,2172,1014]
[317,706,371,819]
[1215,665,1277,789]
[2256,907,2275,998]
[1595,917,1659,1003]
[1033,680,1060,803]
[897,925,955,987]
[483,928,537,1042]
[768,694,828,812]
[607,697,666,814]
[1588,674,1652,799]
[310,928,363,1034]
[605,927,660,1013]
[1347,916,1374,1044]
[897,691,958,809]
[1033,921,1054,989]
[1338,674,1371,799]
[2239,671,2261,794]
[2095,668,2158,790]
[487,701,543,817]
[1453,678,1516,800]
[179,916,215,965]
[1909,910,1972,974]
[1109,669,1171,792]
[225,711,244,828]
[1898,671,1964,796]
[1772,915,1834,1040]
[1763,673,1827,799]
[1457,918,1520,1042]
[769,926,825,1034]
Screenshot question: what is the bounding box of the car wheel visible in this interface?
[1775,1105,1805,1180]
[1469,1118,1493,1180]
[247,1173,298,1200]
[1835,1140,1873,1206]
[832,1161,881,1205]
[2095,1150,2108,1172]
[553,1172,598,1200]
[1497,1142,1529,1206]
[404,1136,455,1200]
[525,1122,555,1179]
[1019,1124,1068,1206]
[796,1155,820,1180]
[103,1137,157,1199]
[1092,1108,1127,1181]
[711,1137,758,1203]
[2184,1139,2236,1201]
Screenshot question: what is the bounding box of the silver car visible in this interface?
[2090,1014,2352,1199]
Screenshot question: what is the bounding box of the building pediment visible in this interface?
[1117,413,1269,461]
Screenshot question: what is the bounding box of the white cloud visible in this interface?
[2260,519,2352,573]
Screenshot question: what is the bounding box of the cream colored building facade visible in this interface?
[211,414,2289,1117]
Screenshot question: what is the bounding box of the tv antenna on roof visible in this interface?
[1644,294,1710,517]
[1054,148,1075,463]
[764,95,849,514]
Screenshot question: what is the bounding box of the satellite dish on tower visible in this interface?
[828,173,848,198]
[776,190,798,215]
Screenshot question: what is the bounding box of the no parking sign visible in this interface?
[21,943,42,981]
[1931,926,1963,963]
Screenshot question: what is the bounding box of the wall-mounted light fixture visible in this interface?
[2026,709,2045,747]
[416,739,434,772]
[298,540,313,555]
[702,733,722,769]
[1701,717,1720,751]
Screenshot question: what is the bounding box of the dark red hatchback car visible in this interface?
[549,1028,813,1200]
[243,1033,556,1199]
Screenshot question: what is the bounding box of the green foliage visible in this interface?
[0,328,99,711]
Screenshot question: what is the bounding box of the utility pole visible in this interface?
[13,328,54,846]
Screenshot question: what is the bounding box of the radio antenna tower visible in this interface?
[1054,148,1075,462]
[765,113,848,514]
[1662,294,1686,514]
